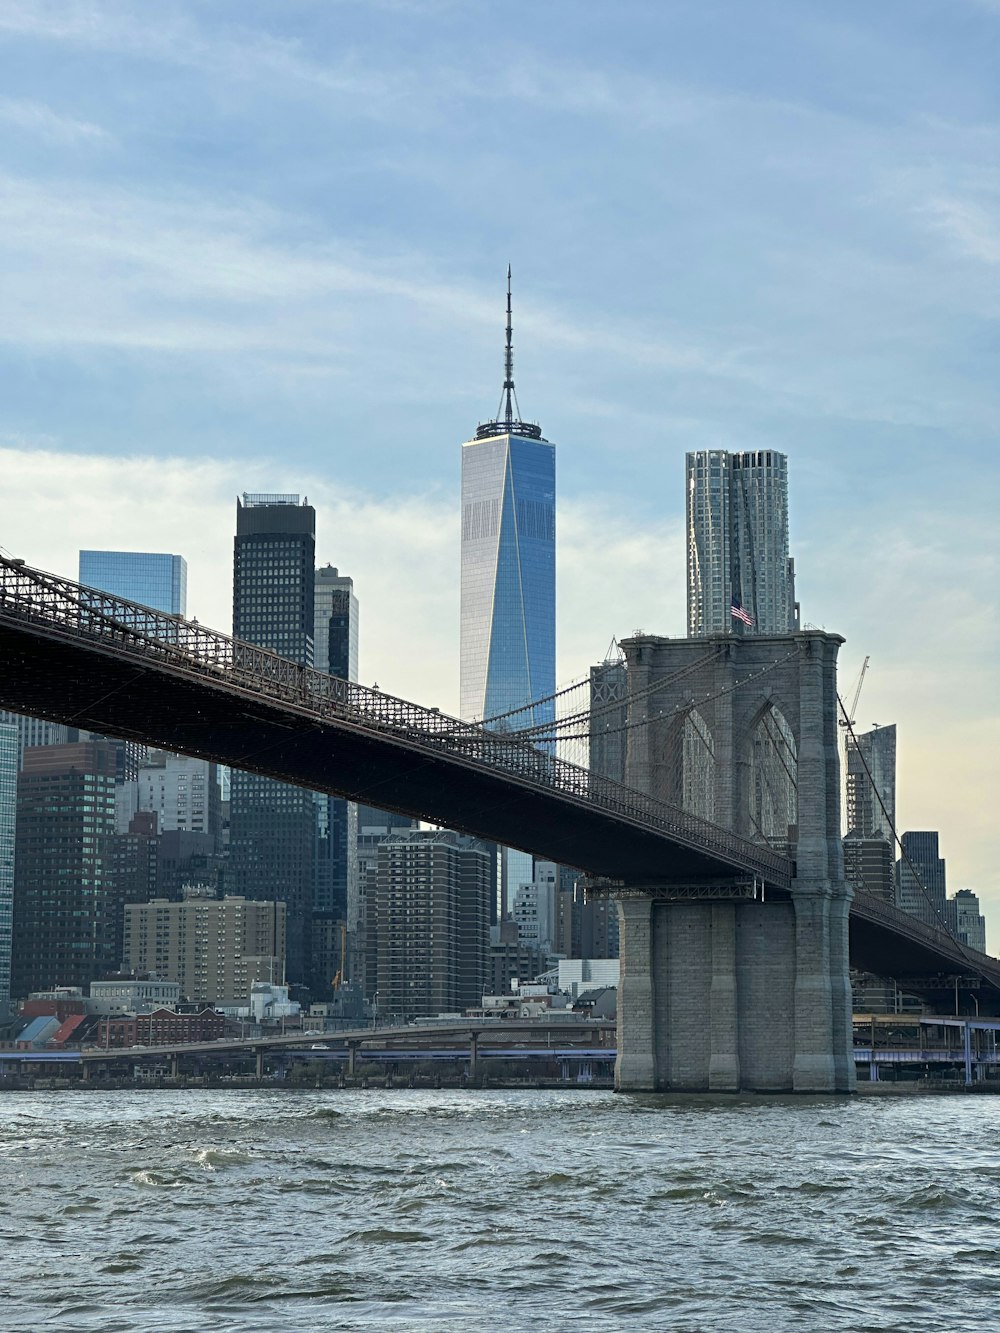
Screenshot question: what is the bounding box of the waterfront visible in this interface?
[1,1090,998,1331]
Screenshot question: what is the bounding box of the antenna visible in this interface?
[498,264,521,426]
[476,268,542,440]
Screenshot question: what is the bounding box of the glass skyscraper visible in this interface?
[231,494,317,990]
[686,449,799,636]
[79,550,187,615]
[460,272,555,911]
[460,274,555,730]
[845,723,896,841]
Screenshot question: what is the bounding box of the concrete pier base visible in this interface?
[615,888,855,1094]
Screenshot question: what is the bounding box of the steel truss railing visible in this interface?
[0,556,793,889]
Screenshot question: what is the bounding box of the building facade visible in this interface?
[230,494,317,990]
[313,564,360,989]
[843,831,894,902]
[896,831,947,929]
[124,892,286,1007]
[845,723,896,842]
[374,829,491,1021]
[11,741,120,999]
[0,722,16,1009]
[951,889,987,954]
[131,751,221,839]
[686,449,799,636]
[79,550,187,615]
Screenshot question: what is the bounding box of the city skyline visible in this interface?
[0,2,995,909]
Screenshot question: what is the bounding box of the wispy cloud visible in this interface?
[0,96,108,144]
[921,196,1000,265]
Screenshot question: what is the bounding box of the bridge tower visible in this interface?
[610,630,854,1094]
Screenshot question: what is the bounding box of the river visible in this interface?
[0,1087,996,1331]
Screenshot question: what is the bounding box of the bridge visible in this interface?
[1,555,996,1093]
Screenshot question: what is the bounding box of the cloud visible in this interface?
[0,96,109,144]
[0,442,670,711]
[921,196,1000,265]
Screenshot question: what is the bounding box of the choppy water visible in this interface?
[0,1088,998,1331]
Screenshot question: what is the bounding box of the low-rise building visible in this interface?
[89,976,182,1015]
[95,1006,224,1048]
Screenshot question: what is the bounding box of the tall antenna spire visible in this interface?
[475,266,543,441]
[503,264,515,428]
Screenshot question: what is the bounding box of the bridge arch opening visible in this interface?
[747,700,797,848]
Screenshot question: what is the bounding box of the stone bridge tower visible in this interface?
[611,630,854,1094]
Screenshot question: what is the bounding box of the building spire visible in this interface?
[502,264,515,428]
[475,267,543,441]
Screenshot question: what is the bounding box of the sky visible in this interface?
[0,0,997,909]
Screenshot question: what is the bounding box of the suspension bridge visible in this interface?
[1,554,997,1092]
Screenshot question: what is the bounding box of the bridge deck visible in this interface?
[0,558,791,888]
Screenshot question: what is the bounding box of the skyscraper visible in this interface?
[845,723,896,839]
[896,830,947,929]
[11,741,119,998]
[314,565,359,682]
[374,828,491,1021]
[230,494,317,989]
[313,565,360,993]
[460,271,555,912]
[79,550,187,615]
[686,449,799,636]
[0,722,16,1009]
[461,270,555,728]
[951,889,987,953]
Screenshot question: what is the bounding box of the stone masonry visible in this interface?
[613,631,855,1094]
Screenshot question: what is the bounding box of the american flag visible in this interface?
[730,597,753,627]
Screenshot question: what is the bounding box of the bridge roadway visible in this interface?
[0,556,788,889]
[1,557,999,999]
[80,1023,618,1066]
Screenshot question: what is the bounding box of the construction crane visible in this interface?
[839,655,870,729]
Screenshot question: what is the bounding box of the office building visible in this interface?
[952,890,987,954]
[230,494,317,990]
[843,831,894,902]
[0,722,16,1008]
[460,268,554,728]
[0,713,79,767]
[896,831,947,929]
[460,271,555,909]
[845,724,896,842]
[374,829,491,1021]
[132,751,221,839]
[512,860,558,956]
[79,550,187,615]
[686,449,799,636]
[124,891,285,1007]
[489,920,547,996]
[354,804,415,1000]
[313,565,360,991]
[314,565,359,682]
[11,741,119,998]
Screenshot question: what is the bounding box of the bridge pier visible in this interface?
[614,884,855,1094]
[347,1041,358,1078]
[468,1033,479,1082]
[608,629,856,1095]
[255,1048,264,1080]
